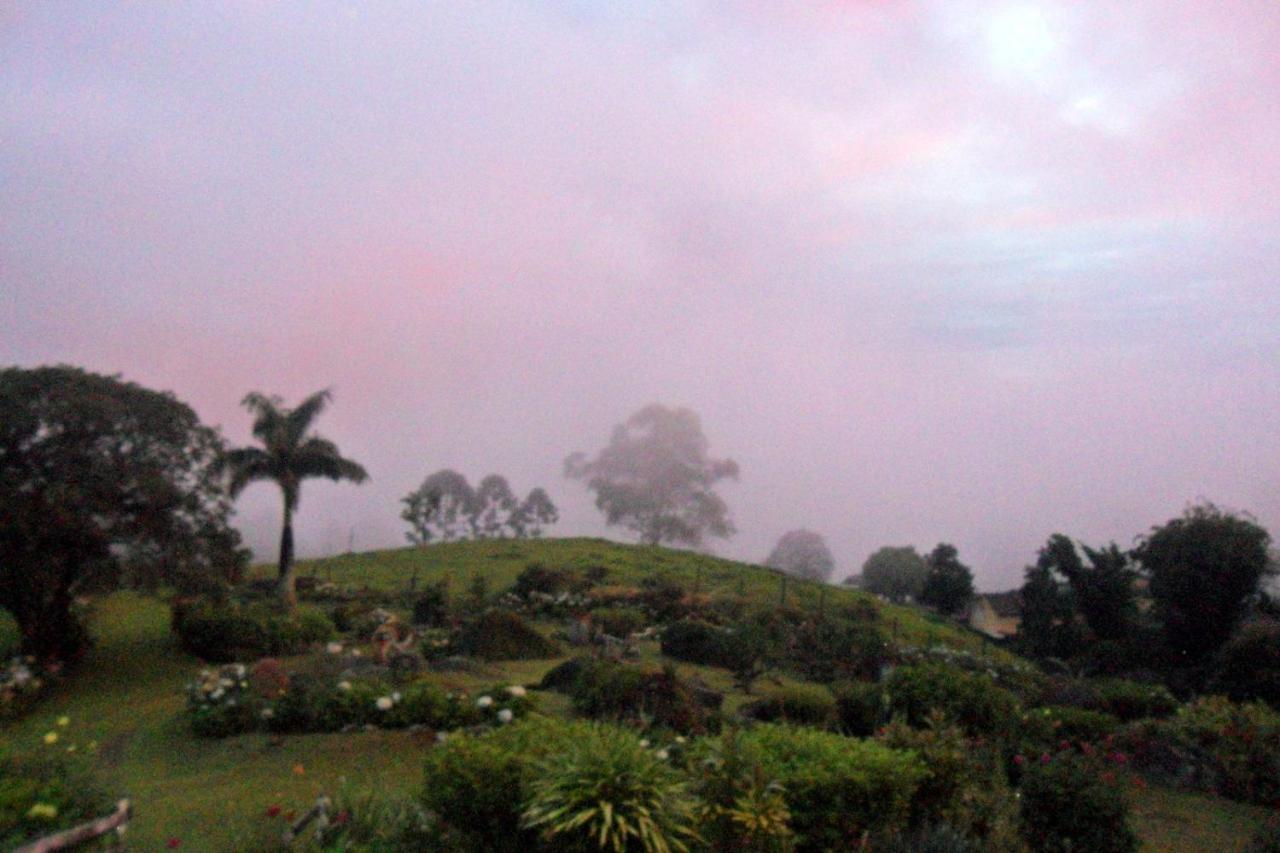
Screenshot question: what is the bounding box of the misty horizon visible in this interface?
[4,2,1278,591]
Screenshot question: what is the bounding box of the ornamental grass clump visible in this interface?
[521,723,701,853]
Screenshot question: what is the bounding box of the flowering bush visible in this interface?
[1019,705,1120,753]
[895,644,1048,704]
[187,663,262,737]
[1117,695,1280,805]
[1017,746,1138,853]
[186,660,534,737]
[0,729,110,849]
[885,664,1022,739]
[569,659,714,735]
[1,656,47,720]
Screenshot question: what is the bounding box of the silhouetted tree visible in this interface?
[401,469,475,544]
[765,529,836,582]
[472,474,517,539]
[564,404,739,547]
[512,487,559,538]
[223,390,367,611]
[1135,503,1272,666]
[0,366,247,661]
[920,543,974,616]
[860,546,928,603]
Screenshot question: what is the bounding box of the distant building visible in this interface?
[965,590,1022,639]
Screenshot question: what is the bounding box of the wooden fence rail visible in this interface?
[16,799,131,853]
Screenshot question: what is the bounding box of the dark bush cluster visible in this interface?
[566,658,715,734]
[885,663,1021,738]
[454,610,560,661]
[171,598,334,662]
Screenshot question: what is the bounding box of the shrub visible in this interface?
[662,621,734,668]
[637,576,690,622]
[421,733,535,851]
[741,685,836,728]
[1018,748,1138,853]
[885,664,1021,738]
[832,681,885,737]
[692,728,794,852]
[1091,678,1178,722]
[1020,705,1120,752]
[523,723,701,852]
[723,725,926,850]
[412,580,451,627]
[455,610,560,661]
[171,598,334,662]
[512,562,573,598]
[570,659,712,735]
[1118,695,1280,805]
[186,663,261,737]
[876,716,1019,846]
[1213,620,1280,709]
[785,619,886,684]
[591,606,648,638]
[1249,816,1280,853]
[0,752,112,850]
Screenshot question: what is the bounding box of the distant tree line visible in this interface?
[400,470,558,544]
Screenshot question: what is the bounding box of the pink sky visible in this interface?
[3,1,1278,588]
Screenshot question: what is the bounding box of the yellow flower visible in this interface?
[27,802,59,820]
[43,731,58,745]
[57,715,70,727]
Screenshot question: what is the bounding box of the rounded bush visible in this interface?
[455,610,560,661]
[885,664,1021,738]
[741,684,836,728]
[1018,749,1137,853]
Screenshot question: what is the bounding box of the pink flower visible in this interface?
[166,839,181,848]
[265,805,281,818]
[1040,753,1051,765]
[1013,754,1024,766]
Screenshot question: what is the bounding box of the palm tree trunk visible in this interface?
[279,501,297,612]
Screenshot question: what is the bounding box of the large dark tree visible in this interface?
[920,543,975,616]
[401,468,475,544]
[765,529,836,582]
[223,390,367,611]
[860,546,928,603]
[0,366,247,662]
[1134,503,1272,666]
[565,404,739,548]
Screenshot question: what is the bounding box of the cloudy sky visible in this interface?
[3,1,1278,589]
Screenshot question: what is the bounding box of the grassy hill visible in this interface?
[2,537,1274,849]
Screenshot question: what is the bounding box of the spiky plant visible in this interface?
[222,389,367,610]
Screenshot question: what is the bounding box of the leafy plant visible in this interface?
[522,723,701,852]
[1018,747,1138,853]
[740,685,836,728]
[455,610,560,660]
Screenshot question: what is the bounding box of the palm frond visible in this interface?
[221,446,277,497]
[292,436,369,484]
[285,388,333,446]
[241,391,287,444]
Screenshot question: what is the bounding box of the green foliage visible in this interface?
[513,562,577,597]
[522,722,701,852]
[1,656,48,721]
[1018,748,1138,853]
[171,598,334,662]
[564,404,739,548]
[0,365,247,661]
[875,716,1020,847]
[0,751,112,850]
[724,725,926,851]
[455,609,560,660]
[1037,534,1140,643]
[1249,817,1280,853]
[1213,620,1280,709]
[861,546,928,603]
[832,681,885,737]
[765,530,835,583]
[1135,503,1273,665]
[1016,557,1087,661]
[661,621,735,668]
[1119,696,1280,806]
[1019,706,1120,752]
[740,684,836,728]
[592,606,648,638]
[784,618,886,684]
[569,659,713,735]
[885,664,1021,738]
[692,729,794,852]
[920,544,975,617]
[412,580,451,627]
[1090,679,1179,722]
[421,732,535,851]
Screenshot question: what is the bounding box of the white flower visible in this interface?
[656,750,669,761]
[392,691,402,703]
[675,736,686,744]
[338,681,352,692]
[218,678,234,689]
[639,739,650,748]
[477,696,493,708]
[497,708,514,724]
[376,696,394,711]
[210,688,225,700]
[506,685,526,698]
[326,642,344,655]
[435,731,449,744]
[261,707,275,719]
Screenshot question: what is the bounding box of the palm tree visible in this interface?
[223,389,368,610]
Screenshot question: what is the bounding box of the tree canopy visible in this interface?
[919,543,975,616]
[860,546,928,603]
[222,389,367,610]
[0,365,247,661]
[402,470,558,543]
[564,404,738,548]
[765,529,836,582]
[1135,503,1272,665]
